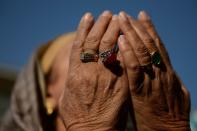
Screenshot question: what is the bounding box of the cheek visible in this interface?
[51,45,72,97]
[48,65,68,101]
[55,67,69,99]
[64,61,70,81]
[56,78,66,98]
[47,77,65,102]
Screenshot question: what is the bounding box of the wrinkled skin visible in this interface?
[118,11,191,130]
[49,10,190,131]
[59,11,129,131]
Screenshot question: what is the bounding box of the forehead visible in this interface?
[51,42,73,77]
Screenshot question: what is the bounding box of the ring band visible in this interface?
[80,52,98,63]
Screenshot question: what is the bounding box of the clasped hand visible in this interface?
[59,11,191,131]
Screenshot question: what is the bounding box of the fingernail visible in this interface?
[118,35,125,43]
[84,12,93,21]
[138,11,150,20]
[119,11,128,21]
[102,10,112,17]
[112,15,118,20]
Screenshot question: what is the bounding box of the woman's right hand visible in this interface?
[59,11,129,131]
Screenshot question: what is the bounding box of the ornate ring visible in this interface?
[150,51,162,66]
[80,52,98,63]
[99,44,119,65]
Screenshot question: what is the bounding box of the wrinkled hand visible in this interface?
[59,11,129,131]
[118,11,191,130]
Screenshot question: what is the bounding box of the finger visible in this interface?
[99,15,120,52]
[71,13,94,64]
[138,11,172,67]
[75,12,94,48]
[127,15,158,55]
[83,10,112,53]
[118,35,142,90]
[119,11,151,66]
[181,85,191,113]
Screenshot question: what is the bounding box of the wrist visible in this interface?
[136,119,190,131]
[68,127,116,131]
[67,120,116,131]
[68,124,115,131]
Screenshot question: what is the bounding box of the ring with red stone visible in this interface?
[99,44,119,65]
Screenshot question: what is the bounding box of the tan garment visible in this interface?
[0,32,76,131]
[37,32,76,109]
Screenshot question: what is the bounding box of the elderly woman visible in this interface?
[0,11,191,131]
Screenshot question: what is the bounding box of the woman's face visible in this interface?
[47,41,73,108]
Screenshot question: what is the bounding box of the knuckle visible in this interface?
[134,44,151,65]
[72,41,83,49]
[101,38,114,47]
[135,44,150,57]
[85,35,100,45]
[136,44,148,53]
[123,50,141,73]
[140,56,151,65]
[143,37,154,44]
[122,48,132,56]
[127,63,141,74]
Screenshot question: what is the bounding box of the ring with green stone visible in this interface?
[150,51,162,66]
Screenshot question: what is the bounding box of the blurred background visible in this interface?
[0,0,197,130]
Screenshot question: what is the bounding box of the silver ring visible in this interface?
[99,44,119,65]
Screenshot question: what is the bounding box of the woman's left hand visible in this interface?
[118,11,191,131]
